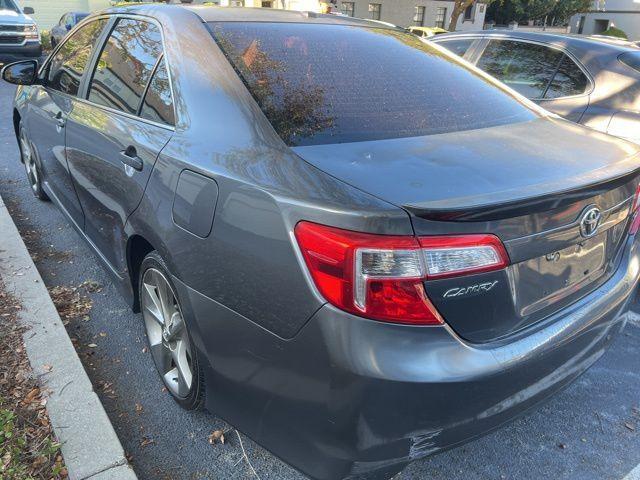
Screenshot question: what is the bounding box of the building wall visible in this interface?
[568,0,640,41]
[17,0,111,29]
[337,0,485,29]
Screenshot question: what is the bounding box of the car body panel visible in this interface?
[25,87,85,226]
[65,101,173,275]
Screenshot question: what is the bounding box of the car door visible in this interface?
[65,16,174,272]
[27,18,109,228]
[474,39,591,122]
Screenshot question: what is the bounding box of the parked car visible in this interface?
[50,12,89,49]
[407,26,448,37]
[0,0,40,65]
[3,5,640,480]
[431,31,640,143]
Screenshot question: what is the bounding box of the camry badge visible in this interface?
[579,206,601,239]
[443,280,498,299]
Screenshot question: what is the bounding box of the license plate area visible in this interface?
[513,233,607,317]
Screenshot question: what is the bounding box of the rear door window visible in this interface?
[140,57,175,126]
[209,23,536,146]
[436,38,475,57]
[88,18,163,114]
[476,39,563,99]
[544,55,589,98]
[46,19,108,96]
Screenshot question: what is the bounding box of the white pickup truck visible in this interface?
[0,0,41,65]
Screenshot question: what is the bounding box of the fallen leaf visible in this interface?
[624,422,636,431]
[208,430,225,445]
[42,364,53,372]
[135,403,143,414]
[557,443,567,450]
[87,343,97,348]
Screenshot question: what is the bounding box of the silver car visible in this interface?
[432,31,640,143]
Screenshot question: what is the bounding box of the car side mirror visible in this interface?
[23,6,34,14]
[1,60,39,86]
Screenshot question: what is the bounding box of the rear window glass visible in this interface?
[209,23,537,146]
[619,52,640,73]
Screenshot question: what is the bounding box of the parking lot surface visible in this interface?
[1,80,639,480]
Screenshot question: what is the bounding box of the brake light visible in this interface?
[294,222,509,325]
[629,183,640,235]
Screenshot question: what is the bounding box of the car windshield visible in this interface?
[0,0,20,13]
[208,22,538,146]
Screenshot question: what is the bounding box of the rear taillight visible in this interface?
[294,222,509,325]
[629,183,640,235]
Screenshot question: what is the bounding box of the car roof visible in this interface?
[434,29,640,54]
[104,3,398,29]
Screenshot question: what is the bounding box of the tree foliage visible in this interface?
[486,0,592,25]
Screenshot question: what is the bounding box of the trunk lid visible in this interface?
[293,117,640,342]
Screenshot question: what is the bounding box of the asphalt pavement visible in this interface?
[1,80,639,480]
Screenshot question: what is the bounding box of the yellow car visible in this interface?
[407,26,448,37]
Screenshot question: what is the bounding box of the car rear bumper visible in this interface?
[175,235,640,480]
[0,42,42,64]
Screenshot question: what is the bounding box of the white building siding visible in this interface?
[338,0,485,29]
[568,0,640,40]
[17,0,111,29]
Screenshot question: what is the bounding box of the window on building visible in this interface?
[413,6,425,26]
[341,1,355,16]
[463,4,473,21]
[476,40,565,99]
[88,19,163,114]
[262,0,273,7]
[368,3,381,20]
[435,7,447,28]
[46,19,108,96]
[230,0,244,5]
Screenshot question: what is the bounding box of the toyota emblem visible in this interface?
[579,206,601,238]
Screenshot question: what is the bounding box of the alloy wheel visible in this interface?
[19,128,39,194]
[141,268,194,398]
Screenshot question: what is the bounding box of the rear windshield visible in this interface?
[208,22,537,146]
[619,52,640,74]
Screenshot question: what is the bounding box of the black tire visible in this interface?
[138,251,205,410]
[18,121,49,201]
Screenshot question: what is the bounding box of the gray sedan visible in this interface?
[2,5,640,480]
[431,31,640,143]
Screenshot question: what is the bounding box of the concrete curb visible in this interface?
[0,193,137,480]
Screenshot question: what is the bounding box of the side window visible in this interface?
[88,18,163,115]
[437,38,474,57]
[140,57,175,126]
[476,40,563,99]
[544,55,589,98]
[46,19,107,96]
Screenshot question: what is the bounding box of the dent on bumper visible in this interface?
[175,236,640,480]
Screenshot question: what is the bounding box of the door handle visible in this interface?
[120,146,143,172]
[55,111,66,129]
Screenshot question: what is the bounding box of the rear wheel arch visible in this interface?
[127,234,156,312]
